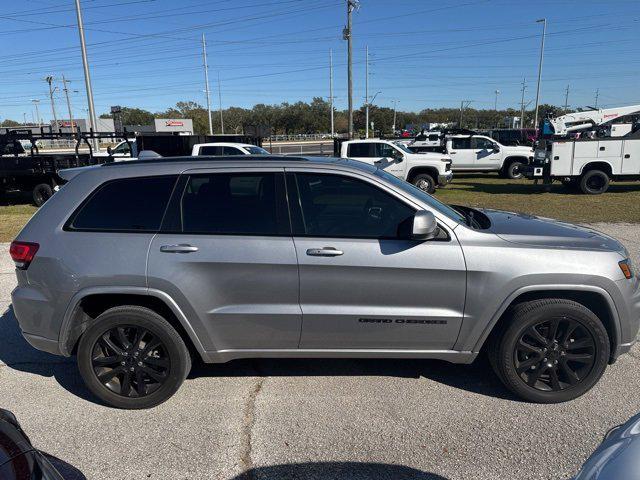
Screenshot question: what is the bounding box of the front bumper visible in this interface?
[438,171,453,186]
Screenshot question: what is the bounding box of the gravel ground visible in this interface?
[0,223,638,480]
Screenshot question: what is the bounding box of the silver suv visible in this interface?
[10,156,639,409]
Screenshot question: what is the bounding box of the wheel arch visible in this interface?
[502,155,529,169]
[406,166,439,184]
[58,287,208,361]
[579,161,613,176]
[473,285,621,363]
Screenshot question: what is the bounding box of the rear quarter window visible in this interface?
[67,175,178,232]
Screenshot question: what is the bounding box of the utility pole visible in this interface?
[329,49,334,137]
[494,89,500,111]
[392,100,398,134]
[564,84,570,112]
[459,100,472,127]
[74,0,99,150]
[520,78,527,128]
[594,89,599,109]
[23,113,27,125]
[218,71,224,134]
[45,76,59,131]
[344,0,357,138]
[365,46,369,138]
[31,100,41,127]
[201,33,213,135]
[62,74,76,134]
[533,18,547,131]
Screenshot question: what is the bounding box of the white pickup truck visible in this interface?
[190,143,270,156]
[408,134,533,179]
[524,132,640,194]
[340,139,453,193]
[93,140,270,160]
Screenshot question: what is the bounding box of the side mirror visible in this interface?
[412,210,438,240]
[392,150,404,162]
[107,146,113,155]
[493,146,500,153]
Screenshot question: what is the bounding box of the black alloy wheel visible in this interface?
[91,325,170,398]
[77,305,191,409]
[513,317,596,392]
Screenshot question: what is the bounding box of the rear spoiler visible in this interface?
[58,165,100,182]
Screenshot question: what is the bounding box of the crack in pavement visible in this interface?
[239,363,265,478]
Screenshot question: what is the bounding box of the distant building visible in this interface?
[124,119,194,134]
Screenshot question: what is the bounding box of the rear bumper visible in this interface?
[438,171,453,186]
[22,332,62,356]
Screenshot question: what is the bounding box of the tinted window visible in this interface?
[180,172,286,235]
[70,176,177,231]
[112,142,131,154]
[291,173,415,239]
[245,146,269,155]
[347,143,373,157]
[198,146,223,155]
[452,138,472,149]
[223,146,244,155]
[473,137,494,149]
[375,143,396,157]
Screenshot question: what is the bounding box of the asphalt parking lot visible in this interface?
[1,223,639,480]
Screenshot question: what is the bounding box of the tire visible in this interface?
[579,170,610,194]
[77,306,192,409]
[505,160,524,179]
[412,173,436,194]
[32,183,53,207]
[489,299,610,403]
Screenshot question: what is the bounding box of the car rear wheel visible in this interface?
[32,183,53,206]
[579,170,610,194]
[412,173,436,194]
[77,306,191,409]
[489,299,609,403]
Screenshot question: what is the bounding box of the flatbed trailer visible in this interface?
[0,129,121,205]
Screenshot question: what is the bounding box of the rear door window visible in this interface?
[177,172,289,235]
[222,146,245,155]
[198,146,223,156]
[451,138,472,149]
[347,143,374,157]
[68,176,177,232]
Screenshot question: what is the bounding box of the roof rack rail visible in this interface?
[101,155,312,167]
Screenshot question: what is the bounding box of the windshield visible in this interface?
[373,169,466,224]
[393,142,413,154]
[245,146,270,155]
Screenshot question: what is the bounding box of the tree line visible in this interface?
[2,98,566,135]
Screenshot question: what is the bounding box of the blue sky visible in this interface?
[1,0,639,123]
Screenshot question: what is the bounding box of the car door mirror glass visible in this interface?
[412,210,438,240]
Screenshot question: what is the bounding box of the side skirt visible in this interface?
[201,349,478,364]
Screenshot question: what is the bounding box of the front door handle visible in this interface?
[306,247,344,257]
[160,244,199,253]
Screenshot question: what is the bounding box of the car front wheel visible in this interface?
[77,306,191,409]
[412,173,436,194]
[489,299,610,403]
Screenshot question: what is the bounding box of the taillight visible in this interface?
[9,241,39,270]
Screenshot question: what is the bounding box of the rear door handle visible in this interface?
[306,247,344,257]
[160,244,199,253]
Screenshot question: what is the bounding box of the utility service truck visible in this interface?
[524,105,640,194]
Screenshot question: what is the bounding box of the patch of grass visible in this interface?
[436,174,640,223]
[0,203,37,242]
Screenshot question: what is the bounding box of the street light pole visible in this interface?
[344,0,357,139]
[217,71,224,134]
[494,89,500,111]
[31,100,41,127]
[365,46,369,138]
[74,0,99,151]
[392,100,398,134]
[46,76,59,131]
[329,49,334,137]
[201,33,213,135]
[62,74,76,134]
[533,18,546,131]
